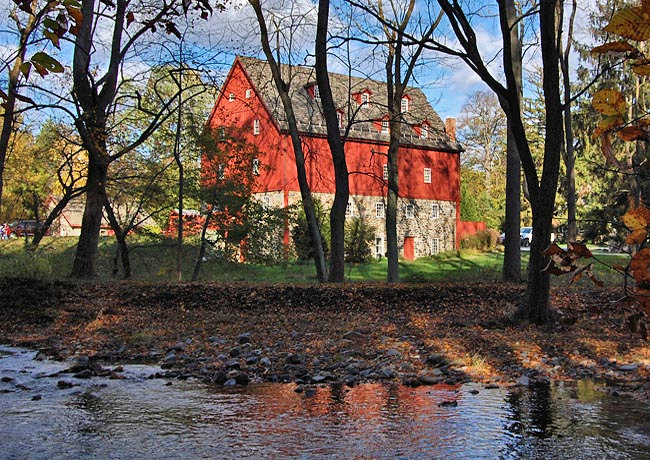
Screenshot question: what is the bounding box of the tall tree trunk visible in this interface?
[514,0,563,323]
[174,65,184,283]
[560,0,578,243]
[249,0,328,282]
[501,0,523,282]
[70,151,108,278]
[503,114,522,281]
[385,35,400,283]
[315,0,349,283]
[102,195,131,279]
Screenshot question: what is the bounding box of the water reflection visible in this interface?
[1,346,649,459]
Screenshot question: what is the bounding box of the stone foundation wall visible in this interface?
[254,191,456,259]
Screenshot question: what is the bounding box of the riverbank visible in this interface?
[1,279,648,399]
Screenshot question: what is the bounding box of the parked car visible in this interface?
[520,227,533,247]
[9,220,49,237]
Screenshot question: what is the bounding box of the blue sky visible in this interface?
[0,0,597,128]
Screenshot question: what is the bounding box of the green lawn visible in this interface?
[0,236,631,287]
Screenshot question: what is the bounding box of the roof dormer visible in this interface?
[305,82,320,100]
[353,89,373,107]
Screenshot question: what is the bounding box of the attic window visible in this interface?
[252,158,260,175]
[245,89,252,99]
[401,96,409,113]
[253,119,260,135]
[421,124,429,139]
[337,111,344,129]
[361,92,370,105]
[313,85,320,100]
[228,93,235,102]
[381,119,389,134]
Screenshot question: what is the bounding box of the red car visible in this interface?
[8,220,49,237]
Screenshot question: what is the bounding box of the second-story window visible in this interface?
[401,96,409,113]
[245,88,252,99]
[383,164,388,180]
[252,158,260,175]
[381,119,389,134]
[228,93,235,102]
[431,203,440,218]
[253,119,260,135]
[424,168,431,184]
[337,111,343,129]
[406,204,415,219]
[218,127,226,141]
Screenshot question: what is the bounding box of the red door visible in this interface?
[404,237,414,261]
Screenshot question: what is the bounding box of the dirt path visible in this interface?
[1,279,648,399]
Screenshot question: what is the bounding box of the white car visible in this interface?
[520,227,533,247]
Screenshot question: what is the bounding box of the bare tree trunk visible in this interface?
[249,0,328,282]
[560,0,578,243]
[502,0,522,282]
[102,196,131,279]
[514,0,563,323]
[315,0,349,283]
[503,114,521,281]
[192,207,214,281]
[173,65,184,283]
[70,151,108,278]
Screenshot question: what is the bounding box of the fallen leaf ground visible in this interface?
[1,279,648,399]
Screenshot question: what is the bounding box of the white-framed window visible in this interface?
[376,202,385,218]
[428,238,440,255]
[218,127,226,141]
[253,119,260,135]
[313,85,320,100]
[401,96,409,113]
[375,236,384,259]
[337,111,343,129]
[252,158,260,175]
[406,204,415,219]
[361,92,370,105]
[245,89,252,99]
[431,203,440,218]
[346,201,354,217]
[421,124,428,139]
[228,93,235,102]
[383,164,388,180]
[263,195,270,208]
[424,168,432,184]
[381,119,389,134]
[217,164,225,180]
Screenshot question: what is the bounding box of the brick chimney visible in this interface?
[445,117,457,142]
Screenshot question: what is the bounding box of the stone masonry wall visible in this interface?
[254,191,456,259]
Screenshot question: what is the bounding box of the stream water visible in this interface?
[1,345,649,459]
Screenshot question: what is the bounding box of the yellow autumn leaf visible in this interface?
[627,229,648,245]
[605,6,650,41]
[617,126,649,141]
[630,248,650,284]
[622,206,650,230]
[592,89,627,116]
[632,60,650,76]
[591,41,637,54]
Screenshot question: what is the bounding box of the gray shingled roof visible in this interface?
[237,56,462,152]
